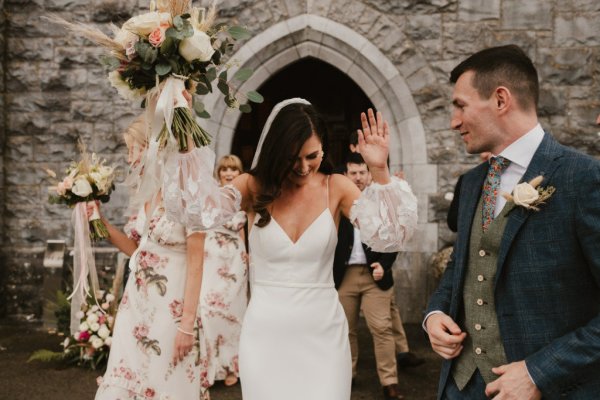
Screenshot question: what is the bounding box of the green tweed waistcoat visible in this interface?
[451,196,510,390]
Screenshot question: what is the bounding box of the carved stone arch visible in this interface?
[203,14,438,255]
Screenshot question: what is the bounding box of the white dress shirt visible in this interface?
[494,124,545,217]
[348,227,367,265]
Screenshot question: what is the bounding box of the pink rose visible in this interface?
[78,331,91,342]
[56,182,66,196]
[62,176,73,190]
[144,388,156,398]
[148,26,165,47]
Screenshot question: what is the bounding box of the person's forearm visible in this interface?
[180,232,206,330]
[369,165,391,184]
[102,218,138,256]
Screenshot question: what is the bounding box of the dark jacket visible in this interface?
[427,133,600,399]
[333,216,398,290]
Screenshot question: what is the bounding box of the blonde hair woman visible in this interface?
[201,154,249,387]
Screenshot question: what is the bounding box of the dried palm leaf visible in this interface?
[43,14,127,61]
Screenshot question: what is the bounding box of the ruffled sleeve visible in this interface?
[350,176,418,252]
[162,147,241,234]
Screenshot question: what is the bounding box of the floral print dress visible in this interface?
[200,211,249,386]
[96,205,210,400]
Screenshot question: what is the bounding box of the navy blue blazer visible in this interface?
[426,133,600,399]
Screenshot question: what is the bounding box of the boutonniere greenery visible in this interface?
[502,175,556,211]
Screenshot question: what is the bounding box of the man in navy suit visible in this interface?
[425,44,600,399]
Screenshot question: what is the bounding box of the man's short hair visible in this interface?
[346,152,366,166]
[349,131,359,146]
[450,44,539,112]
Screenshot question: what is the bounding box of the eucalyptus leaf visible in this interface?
[205,67,217,82]
[197,110,211,119]
[166,27,184,40]
[155,62,172,76]
[194,101,205,114]
[182,23,194,38]
[228,26,251,40]
[173,15,184,30]
[100,55,121,69]
[144,47,158,64]
[240,103,252,113]
[195,82,209,95]
[246,90,264,103]
[219,70,228,82]
[234,68,253,82]
[159,37,176,56]
[217,80,230,96]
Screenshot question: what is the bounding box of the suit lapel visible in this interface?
[494,133,564,287]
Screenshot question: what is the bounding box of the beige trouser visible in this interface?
[338,265,397,386]
[391,295,410,353]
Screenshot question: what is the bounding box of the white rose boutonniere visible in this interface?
[502,175,555,211]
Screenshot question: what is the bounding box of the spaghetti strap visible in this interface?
[326,175,330,210]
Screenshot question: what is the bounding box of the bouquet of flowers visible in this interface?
[48,0,262,152]
[28,290,117,370]
[46,148,115,241]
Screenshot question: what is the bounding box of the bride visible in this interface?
[166,98,418,399]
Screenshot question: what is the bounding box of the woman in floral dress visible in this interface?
[201,155,249,387]
[96,116,211,400]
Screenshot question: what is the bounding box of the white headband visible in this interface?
[251,97,312,169]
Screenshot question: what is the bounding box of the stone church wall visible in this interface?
[1,0,599,322]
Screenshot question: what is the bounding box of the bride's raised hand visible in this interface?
[357,109,390,182]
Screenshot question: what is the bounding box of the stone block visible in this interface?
[407,14,442,42]
[441,21,496,58]
[7,38,55,62]
[282,0,307,16]
[6,63,40,92]
[404,222,438,253]
[555,15,600,47]
[307,0,332,16]
[458,0,500,21]
[403,163,438,194]
[501,0,551,30]
[538,48,594,86]
[5,136,33,162]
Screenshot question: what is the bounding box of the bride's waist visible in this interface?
[252,279,333,289]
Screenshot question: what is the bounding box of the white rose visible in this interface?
[91,305,99,312]
[71,177,93,197]
[105,294,115,303]
[122,12,171,36]
[104,337,112,347]
[86,313,99,324]
[78,322,89,332]
[114,28,138,49]
[90,322,100,332]
[108,71,145,101]
[98,324,110,339]
[512,182,539,208]
[91,337,104,349]
[75,310,85,319]
[179,29,215,63]
[121,11,171,36]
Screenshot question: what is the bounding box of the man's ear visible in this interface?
[495,86,511,113]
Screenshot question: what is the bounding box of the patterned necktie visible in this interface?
[482,156,511,232]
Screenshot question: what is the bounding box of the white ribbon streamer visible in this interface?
[68,202,101,335]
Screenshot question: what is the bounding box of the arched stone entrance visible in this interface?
[203,14,438,321]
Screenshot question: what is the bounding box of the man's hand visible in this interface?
[425,312,466,359]
[370,262,384,281]
[485,361,542,400]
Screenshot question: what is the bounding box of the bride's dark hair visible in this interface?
[250,103,332,227]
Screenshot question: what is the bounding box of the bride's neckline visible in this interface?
[270,208,333,245]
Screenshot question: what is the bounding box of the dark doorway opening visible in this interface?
[231,57,374,171]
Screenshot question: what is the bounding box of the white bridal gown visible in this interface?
[163,147,419,400]
[239,206,352,400]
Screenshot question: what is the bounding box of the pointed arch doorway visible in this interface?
[232,58,373,170]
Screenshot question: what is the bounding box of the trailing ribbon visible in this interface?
[68,202,101,335]
[125,75,188,217]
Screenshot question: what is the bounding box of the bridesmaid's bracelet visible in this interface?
[177,326,194,336]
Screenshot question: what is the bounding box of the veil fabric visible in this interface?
[250,98,311,169]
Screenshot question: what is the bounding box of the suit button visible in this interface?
[476,299,484,306]
[475,324,482,331]
[477,275,484,282]
[475,347,482,355]
[478,250,486,257]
